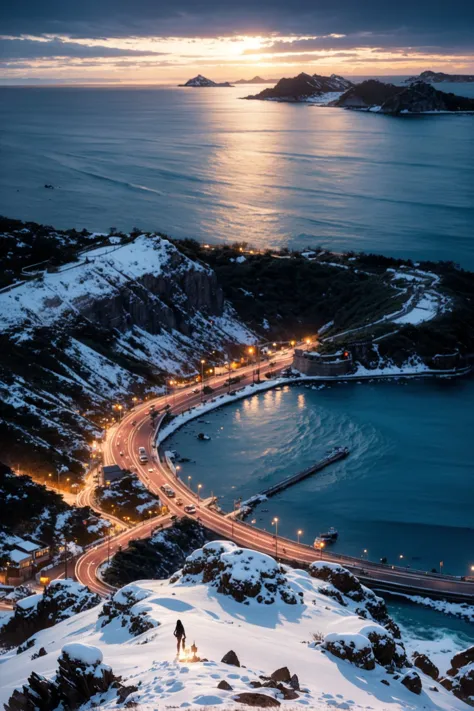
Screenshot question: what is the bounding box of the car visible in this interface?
[184,504,196,514]
[148,468,155,473]
[192,388,200,394]
[176,498,183,507]
[119,451,124,456]
[131,420,136,426]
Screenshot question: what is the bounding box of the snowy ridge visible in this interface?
[0,546,465,710]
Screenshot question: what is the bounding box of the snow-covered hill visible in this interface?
[0,543,468,710]
[0,226,254,478]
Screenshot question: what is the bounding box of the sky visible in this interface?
[1,1,474,84]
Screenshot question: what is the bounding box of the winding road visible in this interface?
[75,353,474,603]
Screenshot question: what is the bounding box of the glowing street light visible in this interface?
[187,475,192,490]
[272,517,279,558]
[197,483,202,503]
[200,360,205,401]
[297,529,303,544]
[317,540,325,559]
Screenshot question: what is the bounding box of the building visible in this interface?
[0,536,50,585]
[293,348,355,377]
[101,464,125,486]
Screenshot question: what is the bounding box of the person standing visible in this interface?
[174,619,186,655]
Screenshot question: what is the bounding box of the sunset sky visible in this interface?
[1,0,474,84]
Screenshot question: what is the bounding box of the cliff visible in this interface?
[0,220,253,479]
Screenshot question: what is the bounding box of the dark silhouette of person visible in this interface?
[174,619,186,654]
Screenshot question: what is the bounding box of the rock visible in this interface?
[245,72,352,101]
[401,670,422,695]
[31,647,47,660]
[4,671,59,711]
[310,562,362,595]
[448,645,474,675]
[99,585,158,638]
[221,650,240,667]
[324,633,375,670]
[277,684,299,700]
[381,679,390,686]
[217,680,233,690]
[367,630,397,668]
[249,681,262,688]
[270,667,291,683]
[289,674,300,691]
[233,692,281,707]
[439,677,454,691]
[117,685,138,703]
[413,652,439,680]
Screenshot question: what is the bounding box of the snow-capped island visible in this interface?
[244,72,353,102]
[179,74,233,87]
[404,70,474,84]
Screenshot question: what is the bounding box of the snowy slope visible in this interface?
[0,543,466,710]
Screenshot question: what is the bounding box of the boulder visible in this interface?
[277,684,299,700]
[217,680,233,690]
[448,646,474,675]
[4,671,59,711]
[401,670,422,695]
[233,692,281,707]
[270,667,291,683]
[413,652,439,680]
[310,562,362,595]
[289,674,300,691]
[221,650,240,667]
[324,633,375,670]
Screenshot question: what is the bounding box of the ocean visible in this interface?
[166,379,474,577]
[1,84,474,267]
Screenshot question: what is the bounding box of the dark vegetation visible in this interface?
[96,473,161,523]
[103,517,221,586]
[0,465,104,550]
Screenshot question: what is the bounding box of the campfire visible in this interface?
[179,641,200,663]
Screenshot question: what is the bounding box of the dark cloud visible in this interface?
[1,0,473,48]
[0,37,166,60]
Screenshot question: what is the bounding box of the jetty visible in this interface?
[260,446,349,498]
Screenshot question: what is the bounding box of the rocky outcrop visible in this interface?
[233,692,280,707]
[221,650,240,667]
[99,583,158,638]
[1,580,101,648]
[178,541,299,605]
[5,643,126,711]
[324,633,376,670]
[309,562,401,638]
[245,72,352,101]
[413,652,439,680]
[217,679,234,690]
[400,670,423,695]
[441,645,474,706]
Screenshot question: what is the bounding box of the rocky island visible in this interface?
[404,70,474,84]
[234,76,277,84]
[244,72,353,102]
[335,79,474,114]
[179,74,233,87]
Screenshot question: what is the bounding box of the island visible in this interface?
[244,72,353,102]
[404,70,474,84]
[335,79,474,114]
[178,74,233,87]
[234,76,278,84]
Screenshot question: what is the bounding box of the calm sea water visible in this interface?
[166,379,474,576]
[1,85,474,266]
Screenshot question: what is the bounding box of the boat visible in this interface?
[319,527,339,542]
[313,537,326,549]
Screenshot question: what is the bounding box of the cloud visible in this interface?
[0,36,166,60]
[1,0,474,45]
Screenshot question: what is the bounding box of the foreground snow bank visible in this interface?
[0,550,466,710]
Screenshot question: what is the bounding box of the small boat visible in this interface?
[319,527,339,542]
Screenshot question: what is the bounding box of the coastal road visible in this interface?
[77,352,474,602]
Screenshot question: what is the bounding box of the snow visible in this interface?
[0,553,465,711]
[8,549,31,564]
[16,593,42,610]
[393,293,438,325]
[62,642,103,665]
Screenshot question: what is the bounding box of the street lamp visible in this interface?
[176,465,181,479]
[297,529,303,544]
[187,475,192,491]
[197,483,202,503]
[272,517,279,558]
[200,360,205,401]
[317,540,325,559]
